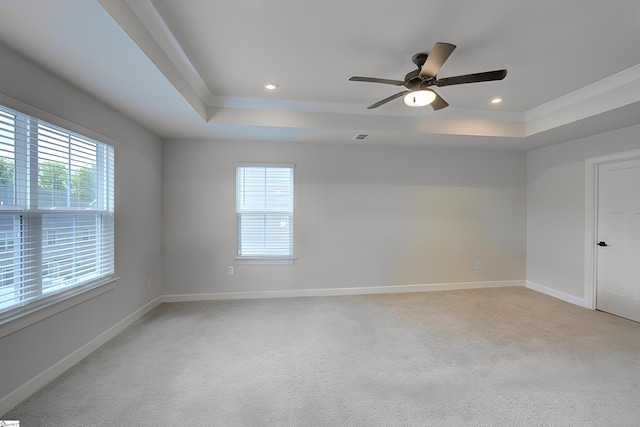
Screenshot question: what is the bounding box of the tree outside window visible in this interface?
[37,161,97,202]
[71,165,96,202]
[0,158,14,185]
[39,161,67,191]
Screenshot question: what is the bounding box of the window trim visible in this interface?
[235,256,297,265]
[236,162,296,265]
[0,93,120,151]
[0,276,118,339]
[0,93,117,332]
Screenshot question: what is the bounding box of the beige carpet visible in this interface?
[4,287,640,426]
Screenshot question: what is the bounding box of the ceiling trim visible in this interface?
[525,64,640,137]
[97,1,640,142]
[207,106,525,138]
[98,0,211,120]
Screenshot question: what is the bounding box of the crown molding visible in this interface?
[98,0,211,120]
[525,64,640,136]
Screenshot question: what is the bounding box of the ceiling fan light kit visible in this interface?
[404,90,436,107]
[349,42,507,111]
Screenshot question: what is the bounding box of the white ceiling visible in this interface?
[1,0,640,150]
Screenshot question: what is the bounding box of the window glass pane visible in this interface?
[238,213,293,256]
[37,124,101,210]
[265,168,293,212]
[0,214,19,312]
[237,165,294,257]
[237,167,293,213]
[0,104,115,320]
[0,110,16,208]
[42,214,104,294]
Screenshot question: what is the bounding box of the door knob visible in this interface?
[597,241,608,247]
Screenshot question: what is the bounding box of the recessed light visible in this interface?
[264,82,278,90]
[491,97,503,104]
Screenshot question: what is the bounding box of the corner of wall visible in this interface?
[525,280,588,308]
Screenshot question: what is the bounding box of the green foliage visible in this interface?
[37,162,97,202]
[71,166,96,201]
[0,157,14,185]
[39,161,68,191]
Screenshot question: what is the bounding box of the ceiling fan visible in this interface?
[349,42,507,110]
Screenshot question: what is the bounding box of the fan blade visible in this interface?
[430,90,449,111]
[435,69,507,87]
[420,42,456,78]
[367,91,408,109]
[349,76,406,86]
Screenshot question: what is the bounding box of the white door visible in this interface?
[596,158,640,322]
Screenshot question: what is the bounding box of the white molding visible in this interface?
[526,280,588,308]
[0,93,121,149]
[162,280,525,302]
[584,149,640,310]
[0,297,162,416]
[0,280,117,339]
[525,64,640,136]
[209,95,525,122]
[122,0,212,103]
[585,148,640,165]
[97,0,209,120]
[584,159,599,310]
[235,257,296,265]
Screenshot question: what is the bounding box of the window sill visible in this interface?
[235,257,297,265]
[0,277,119,339]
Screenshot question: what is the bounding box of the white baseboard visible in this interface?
[0,297,162,417]
[162,280,525,302]
[526,280,588,308]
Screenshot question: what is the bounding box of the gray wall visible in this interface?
[0,46,163,401]
[526,123,640,301]
[163,139,527,295]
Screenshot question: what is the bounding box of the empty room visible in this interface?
[1,0,640,425]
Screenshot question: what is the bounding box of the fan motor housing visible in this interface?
[411,52,428,68]
[404,68,435,89]
[405,52,436,88]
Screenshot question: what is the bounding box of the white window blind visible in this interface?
[0,104,115,322]
[236,164,294,260]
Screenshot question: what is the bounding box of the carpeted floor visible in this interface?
[4,287,640,426]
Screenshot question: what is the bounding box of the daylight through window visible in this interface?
[0,104,115,321]
[236,164,294,262]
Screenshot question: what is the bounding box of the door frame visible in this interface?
[585,148,640,310]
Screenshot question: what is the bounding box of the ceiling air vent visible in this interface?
[353,134,368,141]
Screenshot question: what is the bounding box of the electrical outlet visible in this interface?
[474,261,481,270]
[227,266,234,277]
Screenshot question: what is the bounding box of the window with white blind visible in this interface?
[236,164,295,264]
[0,104,115,323]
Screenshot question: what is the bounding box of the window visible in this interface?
[236,164,295,263]
[0,232,9,252]
[46,229,57,246]
[0,104,115,322]
[80,226,92,242]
